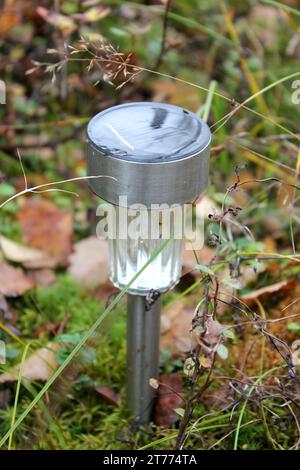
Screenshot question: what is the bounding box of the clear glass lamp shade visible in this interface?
[107,206,183,295]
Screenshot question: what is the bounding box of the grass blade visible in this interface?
[8,342,30,450]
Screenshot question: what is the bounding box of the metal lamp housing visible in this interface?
[87,102,211,295]
[87,102,211,207]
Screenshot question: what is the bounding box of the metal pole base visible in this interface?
[127,294,161,424]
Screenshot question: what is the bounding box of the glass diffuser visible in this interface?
[108,205,184,294]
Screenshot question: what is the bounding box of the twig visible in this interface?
[153,0,172,70]
[208,419,261,449]
[0,174,116,210]
[175,285,211,449]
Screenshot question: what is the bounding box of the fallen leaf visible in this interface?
[0,342,60,383]
[0,1,21,39]
[0,234,55,268]
[152,80,200,112]
[154,373,183,428]
[160,314,171,334]
[92,281,118,304]
[27,268,56,287]
[182,245,214,271]
[17,198,73,263]
[0,261,34,297]
[94,386,120,406]
[35,322,60,336]
[160,300,194,355]
[203,384,232,409]
[240,279,297,302]
[68,236,108,286]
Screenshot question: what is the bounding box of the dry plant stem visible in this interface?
[175,286,211,449]
[175,344,202,450]
[215,174,300,260]
[289,147,300,254]
[231,139,298,177]
[286,402,300,449]
[0,174,116,210]
[154,0,172,70]
[208,419,261,449]
[178,351,217,450]
[212,278,219,320]
[156,380,185,403]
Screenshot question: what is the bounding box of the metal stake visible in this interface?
[127,294,161,424]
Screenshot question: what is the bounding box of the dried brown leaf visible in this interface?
[17,198,73,263]
[240,279,297,302]
[154,373,183,428]
[0,342,60,383]
[0,235,55,268]
[0,261,34,297]
[67,236,108,286]
[94,386,120,406]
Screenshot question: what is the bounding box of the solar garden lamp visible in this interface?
[87,102,211,424]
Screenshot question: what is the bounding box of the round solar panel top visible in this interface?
[87,102,211,163]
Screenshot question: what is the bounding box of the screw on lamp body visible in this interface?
[86,102,211,424]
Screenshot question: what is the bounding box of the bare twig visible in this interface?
[154,0,172,70]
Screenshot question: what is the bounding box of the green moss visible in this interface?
[20,276,102,336]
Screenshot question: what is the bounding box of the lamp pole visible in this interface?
[127,294,161,423]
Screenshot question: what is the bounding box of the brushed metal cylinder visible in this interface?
[87,102,211,207]
[127,294,161,423]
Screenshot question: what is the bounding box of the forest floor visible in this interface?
[0,0,300,450]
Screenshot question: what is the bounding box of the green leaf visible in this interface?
[80,346,96,365]
[213,192,235,206]
[55,347,70,365]
[288,323,300,333]
[5,347,20,359]
[195,325,205,334]
[55,332,83,345]
[0,183,16,198]
[110,27,130,37]
[234,237,264,253]
[216,344,228,360]
[195,264,215,276]
[175,408,185,418]
[222,328,235,340]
